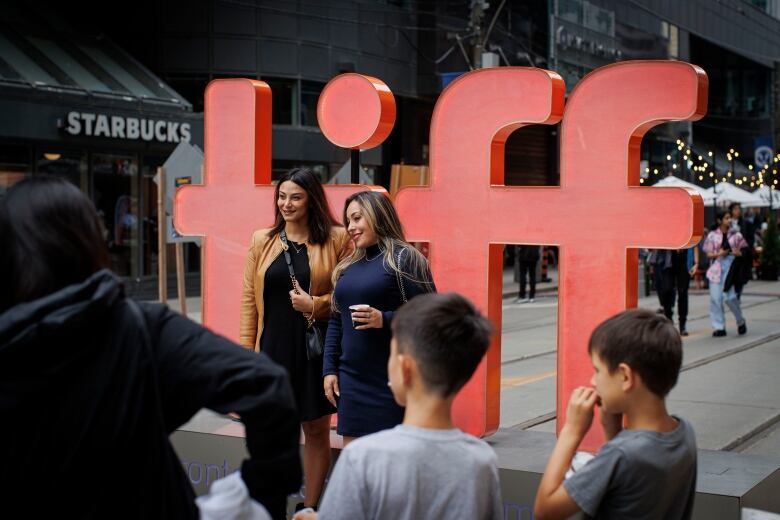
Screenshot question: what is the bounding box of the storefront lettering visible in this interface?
[64,111,191,143]
[555,25,621,60]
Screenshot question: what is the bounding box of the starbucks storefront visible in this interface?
[0,99,203,297]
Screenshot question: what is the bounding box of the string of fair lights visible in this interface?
[639,138,780,191]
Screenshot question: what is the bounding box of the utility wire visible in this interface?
[481,0,507,47]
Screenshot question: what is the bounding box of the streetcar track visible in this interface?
[499,294,778,335]
[505,330,780,431]
[726,412,780,452]
[501,349,557,366]
[501,299,779,367]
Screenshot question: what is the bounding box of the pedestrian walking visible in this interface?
[729,203,756,298]
[703,210,748,337]
[514,245,540,303]
[648,248,698,336]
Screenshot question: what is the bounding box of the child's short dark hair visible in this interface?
[391,292,493,397]
[588,309,682,397]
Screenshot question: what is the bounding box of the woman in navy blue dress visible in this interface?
[323,191,435,444]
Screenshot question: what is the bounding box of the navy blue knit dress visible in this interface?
[323,244,434,437]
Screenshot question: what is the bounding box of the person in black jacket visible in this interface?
[0,177,301,519]
[514,245,541,303]
[729,203,755,298]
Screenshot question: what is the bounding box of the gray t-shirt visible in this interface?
[563,416,697,520]
[318,425,503,520]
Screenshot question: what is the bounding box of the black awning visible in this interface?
[0,12,191,113]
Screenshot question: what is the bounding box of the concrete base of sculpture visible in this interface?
[172,411,780,519]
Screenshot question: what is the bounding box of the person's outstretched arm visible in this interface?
[141,303,301,518]
[534,387,597,520]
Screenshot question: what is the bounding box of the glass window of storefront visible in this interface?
[91,152,140,278]
[300,80,325,127]
[265,77,296,125]
[272,160,328,182]
[36,149,88,191]
[2,138,201,296]
[141,155,165,278]
[0,144,30,195]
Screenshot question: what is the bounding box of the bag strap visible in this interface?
[279,231,299,291]
[395,247,408,304]
[280,231,315,328]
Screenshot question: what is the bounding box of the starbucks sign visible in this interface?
[64,111,191,144]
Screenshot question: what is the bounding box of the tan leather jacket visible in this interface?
[239,226,352,351]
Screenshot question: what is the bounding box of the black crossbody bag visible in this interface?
[280,231,324,360]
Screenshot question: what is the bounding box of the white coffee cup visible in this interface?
[349,304,370,329]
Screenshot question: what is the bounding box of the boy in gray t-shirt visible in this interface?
[534,309,697,520]
[296,293,502,520]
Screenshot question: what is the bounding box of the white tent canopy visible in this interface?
[704,183,768,208]
[652,176,716,206]
[753,185,780,209]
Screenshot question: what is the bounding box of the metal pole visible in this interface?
[351,149,360,184]
[470,0,486,69]
[549,0,558,72]
[175,242,187,316]
[730,154,735,200]
[156,166,167,303]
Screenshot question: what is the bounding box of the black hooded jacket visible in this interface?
[0,270,301,518]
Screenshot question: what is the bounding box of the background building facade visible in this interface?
[2,0,779,294]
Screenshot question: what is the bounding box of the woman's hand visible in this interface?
[688,265,697,277]
[324,375,340,407]
[352,306,383,330]
[289,283,315,314]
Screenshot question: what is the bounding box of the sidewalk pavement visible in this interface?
[499,277,780,456]
[161,271,780,456]
[163,266,561,321]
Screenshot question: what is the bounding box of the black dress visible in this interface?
[261,241,335,422]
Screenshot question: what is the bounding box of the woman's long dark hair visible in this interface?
[268,167,340,244]
[0,176,110,312]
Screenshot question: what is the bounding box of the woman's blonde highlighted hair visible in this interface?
[331,191,433,311]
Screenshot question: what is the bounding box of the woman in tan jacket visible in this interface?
[240,168,350,512]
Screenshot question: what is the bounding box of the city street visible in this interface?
[168,267,780,455]
[499,270,780,455]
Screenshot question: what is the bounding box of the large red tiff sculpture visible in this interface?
[174,79,388,341]
[176,62,707,450]
[394,61,707,447]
